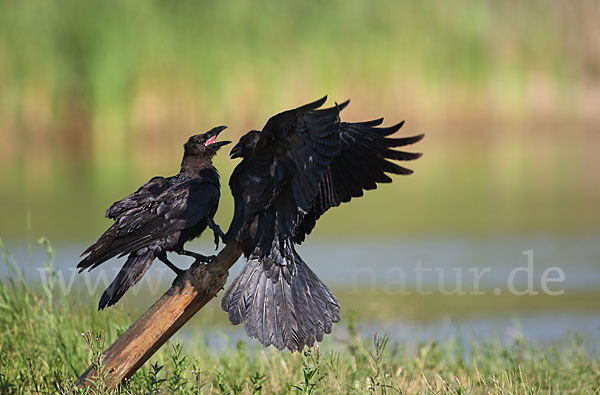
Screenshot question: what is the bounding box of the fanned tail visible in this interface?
[98,247,156,310]
[221,246,339,352]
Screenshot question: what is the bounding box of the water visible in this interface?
[2,234,599,347]
[4,234,599,289]
[298,234,600,290]
[183,312,600,353]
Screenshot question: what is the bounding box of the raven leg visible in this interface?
[207,217,225,250]
[179,249,217,264]
[158,254,184,276]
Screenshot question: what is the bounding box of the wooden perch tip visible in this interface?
[73,241,242,390]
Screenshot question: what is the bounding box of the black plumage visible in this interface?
[222,97,424,351]
[78,126,230,310]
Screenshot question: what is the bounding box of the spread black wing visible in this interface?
[78,178,219,271]
[237,96,347,238]
[293,119,424,243]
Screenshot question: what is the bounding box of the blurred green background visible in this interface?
[1,1,600,360]
[1,0,598,241]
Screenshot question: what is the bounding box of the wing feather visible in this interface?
[293,121,424,243]
[105,176,168,220]
[240,96,343,238]
[79,179,219,271]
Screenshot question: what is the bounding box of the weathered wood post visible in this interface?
[74,242,243,390]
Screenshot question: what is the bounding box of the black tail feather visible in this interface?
[221,250,339,352]
[98,248,156,310]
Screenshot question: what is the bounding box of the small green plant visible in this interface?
[37,237,56,311]
[293,348,324,394]
[249,371,266,394]
[0,371,15,393]
[367,333,391,393]
[144,361,166,394]
[168,340,187,393]
[81,328,109,392]
[190,360,209,394]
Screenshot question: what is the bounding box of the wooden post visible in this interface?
[74,242,243,390]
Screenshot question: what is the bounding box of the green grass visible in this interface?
[1,240,599,393]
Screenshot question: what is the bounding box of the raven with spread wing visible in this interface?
[222,97,424,351]
[78,127,230,310]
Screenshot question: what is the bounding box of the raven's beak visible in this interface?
[205,125,231,149]
[229,141,242,159]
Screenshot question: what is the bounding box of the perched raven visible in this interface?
[78,126,230,310]
[222,97,424,351]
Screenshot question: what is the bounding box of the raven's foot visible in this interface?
[158,254,184,276]
[207,217,226,250]
[180,249,217,265]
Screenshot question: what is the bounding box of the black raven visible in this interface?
[222,97,424,351]
[78,126,231,310]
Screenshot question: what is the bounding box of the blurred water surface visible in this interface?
[2,235,599,347]
[6,234,600,290]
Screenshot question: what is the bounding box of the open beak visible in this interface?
[229,141,243,159]
[205,125,231,149]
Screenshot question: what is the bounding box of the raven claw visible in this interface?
[213,232,220,250]
[208,218,225,250]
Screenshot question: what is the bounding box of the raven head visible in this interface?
[184,126,231,157]
[230,130,261,159]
